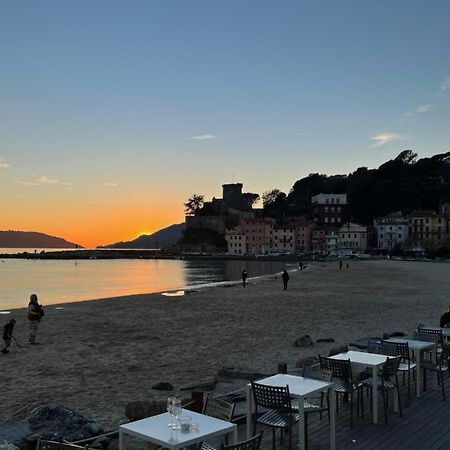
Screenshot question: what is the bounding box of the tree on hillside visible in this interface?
[262,189,287,219]
[184,194,204,216]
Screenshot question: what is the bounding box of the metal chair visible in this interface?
[219,433,263,450]
[251,381,298,450]
[318,356,364,428]
[421,343,450,400]
[381,341,416,401]
[363,356,402,425]
[416,328,444,361]
[199,395,235,450]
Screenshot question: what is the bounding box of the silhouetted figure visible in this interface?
[2,319,16,354]
[339,260,343,270]
[440,304,450,328]
[282,270,289,290]
[28,294,44,344]
[299,262,304,271]
[346,263,349,269]
[241,270,248,287]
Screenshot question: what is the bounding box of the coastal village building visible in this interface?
[311,193,347,225]
[242,218,266,255]
[338,222,368,256]
[224,225,246,255]
[374,212,409,251]
[312,228,327,254]
[325,228,339,256]
[408,210,447,252]
[272,225,296,253]
[291,219,316,254]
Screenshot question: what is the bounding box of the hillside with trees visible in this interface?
[263,151,450,222]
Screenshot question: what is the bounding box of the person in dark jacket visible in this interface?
[241,270,248,287]
[28,294,44,344]
[2,319,16,354]
[282,270,289,290]
[440,305,450,328]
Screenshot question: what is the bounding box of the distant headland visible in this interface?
[0,230,81,249]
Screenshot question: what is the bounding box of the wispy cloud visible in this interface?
[0,163,11,169]
[399,104,432,122]
[102,182,118,187]
[370,133,403,147]
[440,77,450,92]
[38,175,60,185]
[16,180,39,186]
[16,175,73,187]
[188,134,217,140]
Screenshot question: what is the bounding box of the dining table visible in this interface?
[246,373,335,450]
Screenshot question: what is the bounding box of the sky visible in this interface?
[1,1,450,248]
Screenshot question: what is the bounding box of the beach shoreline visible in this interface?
[1,259,449,430]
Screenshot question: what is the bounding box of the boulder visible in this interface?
[180,376,217,391]
[218,366,270,381]
[125,400,166,422]
[316,338,335,343]
[27,404,103,443]
[151,382,173,391]
[293,335,314,347]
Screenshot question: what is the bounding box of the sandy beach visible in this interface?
[1,259,449,430]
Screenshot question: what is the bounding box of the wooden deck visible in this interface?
[232,375,450,450]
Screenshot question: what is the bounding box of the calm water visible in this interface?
[0,251,290,310]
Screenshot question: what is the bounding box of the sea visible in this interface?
[0,249,292,311]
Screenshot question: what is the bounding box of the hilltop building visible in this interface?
[374,212,409,251]
[311,193,347,225]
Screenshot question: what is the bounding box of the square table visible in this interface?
[246,373,335,450]
[386,337,435,398]
[422,326,450,337]
[330,350,393,424]
[119,410,237,450]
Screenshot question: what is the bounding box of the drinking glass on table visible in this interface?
[171,398,182,430]
[167,396,176,427]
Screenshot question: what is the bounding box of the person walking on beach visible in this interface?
[282,270,289,290]
[28,294,44,344]
[299,261,304,271]
[241,270,248,287]
[2,319,16,354]
[339,260,343,270]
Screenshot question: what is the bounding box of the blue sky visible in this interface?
[1,1,450,245]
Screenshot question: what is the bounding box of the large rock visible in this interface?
[218,366,270,381]
[151,382,173,391]
[0,404,103,449]
[28,404,103,442]
[293,335,314,347]
[125,400,166,422]
[180,376,217,391]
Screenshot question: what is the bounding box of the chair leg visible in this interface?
[423,369,427,392]
[441,372,446,401]
[350,392,354,428]
[272,428,275,450]
[288,416,292,450]
[304,413,308,450]
[396,383,403,417]
[382,390,388,425]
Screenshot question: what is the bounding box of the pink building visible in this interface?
[289,219,317,254]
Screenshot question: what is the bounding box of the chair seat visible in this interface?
[421,360,449,372]
[257,409,299,428]
[398,362,416,371]
[362,378,396,391]
[332,378,363,393]
[198,442,217,450]
[290,398,327,413]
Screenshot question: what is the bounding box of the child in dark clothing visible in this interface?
[2,319,16,354]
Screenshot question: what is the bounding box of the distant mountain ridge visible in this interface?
[0,231,81,248]
[101,223,186,249]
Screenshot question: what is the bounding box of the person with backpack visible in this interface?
[28,294,44,344]
[2,319,16,354]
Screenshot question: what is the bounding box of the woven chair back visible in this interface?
[251,381,292,412]
[319,356,352,381]
[382,356,401,379]
[202,395,235,422]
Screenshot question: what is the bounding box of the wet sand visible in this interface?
[1,259,449,429]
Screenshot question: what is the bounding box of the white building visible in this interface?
[374,213,409,250]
